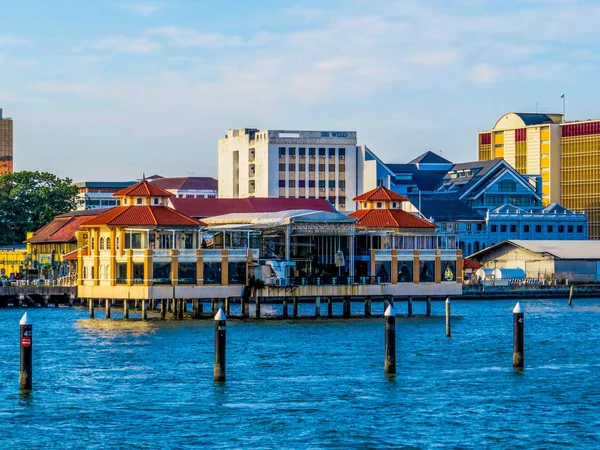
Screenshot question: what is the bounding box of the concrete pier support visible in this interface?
[160,300,166,319]
[283,298,288,319]
[364,296,371,317]
[327,297,333,317]
[142,299,147,320]
[89,298,94,319]
[408,297,413,316]
[426,297,432,316]
[105,298,111,319]
[315,297,320,317]
[343,298,351,318]
[124,299,129,319]
[293,297,299,317]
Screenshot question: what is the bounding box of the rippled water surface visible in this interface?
[0,299,599,449]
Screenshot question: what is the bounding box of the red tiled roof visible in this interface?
[150,177,218,191]
[170,197,335,218]
[349,209,436,229]
[353,186,409,202]
[81,206,202,227]
[463,258,482,270]
[63,246,87,260]
[27,214,100,244]
[113,180,173,198]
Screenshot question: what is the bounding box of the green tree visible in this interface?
[0,171,79,245]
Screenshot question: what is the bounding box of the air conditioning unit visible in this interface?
[340,155,345,159]
[341,188,345,191]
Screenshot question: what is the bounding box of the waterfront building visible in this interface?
[149,176,218,199]
[477,112,600,238]
[75,181,136,210]
[470,239,600,282]
[170,197,334,219]
[0,244,26,280]
[218,128,364,211]
[0,108,13,175]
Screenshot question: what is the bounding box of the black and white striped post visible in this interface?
[214,308,227,382]
[445,297,451,338]
[384,305,396,376]
[513,302,524,369]
[20,313,33,390]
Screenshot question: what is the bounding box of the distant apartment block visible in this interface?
[218,129,362,211]
[0,108,13,175]
[75,181,136,210]
[148,176,217,199]
[478,112,600,239]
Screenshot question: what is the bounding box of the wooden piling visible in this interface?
[105,298,111,319]
[19,313,33,390]
[513,302,524,369]
[182,299,187,313]
[160,299,166,319]
[142,299,147,320]
[151,299,156,310]
[568,285,574,307]
[445,297,451,338]
[89,298,94,319]
[364,296,371,317]
[283,298,289,319]
[384,305,396,376]
[293,297,299,317]
[315,297,320,317]
[408,297,413,316]
[426,297,432,316]
[214,309,226,383]
[343,298,351,318]
[327,297,333,317]
[124,299,129,319]
[134,300,139,310]
[255,296,260,319]
[225,297,231,316]
[173,297,179,319]
[178,299,184,320]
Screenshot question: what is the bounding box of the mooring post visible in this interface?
[426,297,432,316]
[384,305,396,376]
[408,297,413,316]
[255,296,260,319]
[142,299,147,320]
[445,297,451,338]
[283,298,288,319]
[327,297,333,317]
[105,298,111,319]
[364,296,371,317]
[568,285,574,307]
[214,308,226,383]
[89,298,94,319]
[315,297,320,317]
[160,299,166,319]
[513,302,524,369]
[293,297,299,317]
[20,313,33,391]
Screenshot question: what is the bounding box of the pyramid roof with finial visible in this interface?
[353,186,409,202]
[112,178,173,198]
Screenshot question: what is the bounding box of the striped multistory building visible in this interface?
[478,112,600,239]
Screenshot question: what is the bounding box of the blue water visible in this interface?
[0,299,599,449]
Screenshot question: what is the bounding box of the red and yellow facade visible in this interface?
[479,112,600,239]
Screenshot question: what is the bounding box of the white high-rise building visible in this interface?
[218,129,361,211]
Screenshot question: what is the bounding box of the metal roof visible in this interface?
[473,240,600,260]
[203,210,356,227]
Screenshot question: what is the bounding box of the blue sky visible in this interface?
[1,0,599,181]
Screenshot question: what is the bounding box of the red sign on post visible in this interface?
[22,336,32,347]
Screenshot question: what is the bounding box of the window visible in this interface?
[299,164,306,171]
[339,148,346,156]
[136,198,143,205]
[510,225,516,232]
[288,163,296,171]
[289,148,296,156]
[309,164,315,172]
[338,196,346,205]
[289,180,295,188]
[454,223,459,231]
[500,225,507,232]
[153,262,170,284]
[558,225,565,233]
[178,262,196,284]
[466,223,472,231]
[116,262,127,284]
[328,148,336,156]
[299,180,306,188]
[329,164,335,172]
[309,180,315,188]
[153,198,159,205]
[299,148,306,156]
[133,262,144,284]
[318,180,325,188]
[524,225,530,232]
[490,225,497,232]
[319,164,325,171]
[91,237,95,250]
[83,266,87,279]
[476,224,483,231]
[279,147,285,156]
[99,237,105,250]
[106,237,111,250]
[535,225,542,233]
[376,202,382,208]
[318,148,326,156]
[568,225,573,233]
[309,148,316,156]
[498,180,516,192]
[328,180,335,188]
[547,225,554,233]
[278,180,285,187]
[577,225,583,233]
[339,164,345,172]
[279,163,286,171]
[339,180,346,189]
[363,203,367,208]
[116,237,120,250]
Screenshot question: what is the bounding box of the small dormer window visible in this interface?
[363,202,367,208]
[136,198,143,205]
[376,202,382,209]
[124,199,128,205]
[153,198,159,205]
[392,202,397,208]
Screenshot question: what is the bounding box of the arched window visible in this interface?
[116,237,120,250]
[91,237,95,250]
[83,266,87,279]
[153,198,159,205]
[136,198,143,205]
[106,237,111,250]
[99,237,105,250]
[91,266,95,280]
[392,202,397,208]
[363,202,367,208]
[376,202,382,208]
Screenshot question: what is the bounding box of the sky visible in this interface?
[1,0,600,181]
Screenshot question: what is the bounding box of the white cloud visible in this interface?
[0,35,25,46]
[29,82,90,93]
[93,35,160,53]
[147,27,243,47]
[472,63,497,83]
[119,2,164,16]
